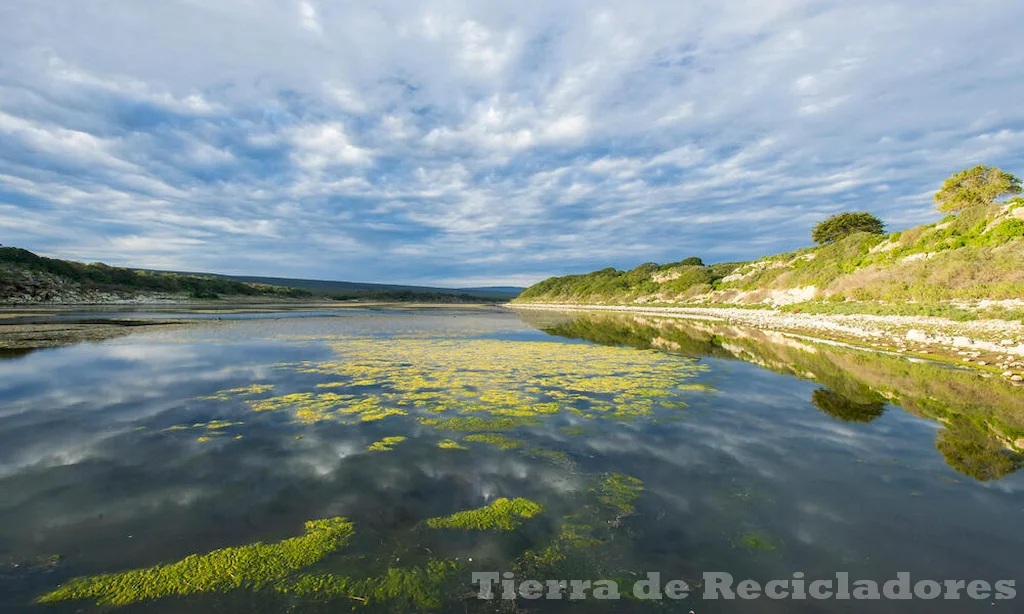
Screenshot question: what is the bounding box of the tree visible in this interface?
[811,212,885,245]
[934,165,1022,213]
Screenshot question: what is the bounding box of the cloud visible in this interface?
[298,0,323,35]
[0,0,1022,285]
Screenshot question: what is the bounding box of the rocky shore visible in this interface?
[511,303,1024,384]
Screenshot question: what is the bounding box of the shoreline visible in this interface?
[0,319,207,351]
[509,303,1024,383]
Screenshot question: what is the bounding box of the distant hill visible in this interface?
[0,247,522,304]
[176,273,522,301]
[515,197,1024,320]
[1,247,313,304]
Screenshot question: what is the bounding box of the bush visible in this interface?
[987,219,1024,246]
[812,212,885,245]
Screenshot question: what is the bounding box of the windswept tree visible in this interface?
[934,165,1022,213]
[811,212,885,245]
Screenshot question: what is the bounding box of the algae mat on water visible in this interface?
[35,476,639,609]
[36,332,691,609]
[198,337,711,427]
[36,518,355,606]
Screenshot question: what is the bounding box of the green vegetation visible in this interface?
[367,436,406,451]
[516,259,739,303]
[436,438,468,450]
[934,165,1021,212]
[514,166,1024,315]
[418,416,539,432]
[463,433,525,449]
[426,497,543,531]
[280,560,462,609]
[515,473,644,580]
[734,531,779,551]
[1,247,311,301]
[812,212,885,244]
[0,245,515,303]
[594,473,645,514]
[37,518,355,606]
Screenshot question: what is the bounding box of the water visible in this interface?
[0,307,1021,613]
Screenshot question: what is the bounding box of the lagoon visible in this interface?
[0,307,1021,613]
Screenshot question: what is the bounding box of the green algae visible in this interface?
[280,560,462,608]
[516,472,645,581]
[426,497,542,531]
[734,531,779,551]
[595,473,645,514]
[417,416,539,432]
[198,383,274,401]
[290,338,709,428]
[249,392,405,424]
[36,518,355,606]
[525,447,576,470]
[436,439,468,450]
[367,436,406,451]
[463,433,524,449]
[192,335,709,437]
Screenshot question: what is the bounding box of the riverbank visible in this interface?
[510,303,1024,383]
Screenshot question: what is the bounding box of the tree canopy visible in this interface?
[934,165,1022,213]
[811,212,885,245]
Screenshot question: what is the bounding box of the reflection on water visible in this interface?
[529,311,1024,482]
[0,348,35,360]
[0,308,1022,613]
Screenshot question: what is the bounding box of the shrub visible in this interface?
[812,212,885,244]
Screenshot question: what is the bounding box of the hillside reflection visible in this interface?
[524,310,1024,482]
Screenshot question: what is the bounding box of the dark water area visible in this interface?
[0,308,1021,613]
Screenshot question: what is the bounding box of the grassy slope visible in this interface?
[0,247,511,303]
[0,247,312,300]
[515,199,1024,320]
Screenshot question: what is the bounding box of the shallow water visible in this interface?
[1,307,1021,613]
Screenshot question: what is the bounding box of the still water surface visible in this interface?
[1,307,1021,613]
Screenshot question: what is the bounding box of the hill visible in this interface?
[0,247,520,304]
[0,247,313,304]
[515,196,1024,321]
[177,273,521,301]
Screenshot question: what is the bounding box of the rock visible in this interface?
[978,361,987,366]
[1012,375,1024,383]
[1004,371,1015,378]
[906,329,930,343]
[1016,438,1024,451]
[1003,340,1016,347]
[952,336,973,348]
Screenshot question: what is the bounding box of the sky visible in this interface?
[1,1,1023,287]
